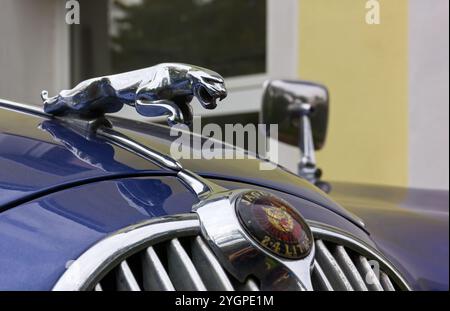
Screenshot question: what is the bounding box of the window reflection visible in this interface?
[72,0,266,82]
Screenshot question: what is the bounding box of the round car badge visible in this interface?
[236,191,313,260]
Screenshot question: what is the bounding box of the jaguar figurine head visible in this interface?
[187,66,227,110]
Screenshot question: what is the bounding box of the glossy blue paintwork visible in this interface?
[0,109,169,210]
[0,176,198,290]
[330,183,449,290]
[0,105,448,290]
[110,117,366,229]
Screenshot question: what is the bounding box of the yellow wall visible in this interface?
[298,0,408,187]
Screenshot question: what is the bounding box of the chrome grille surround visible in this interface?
[53,215,410,291]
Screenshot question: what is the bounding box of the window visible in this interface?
[71,0,266,83]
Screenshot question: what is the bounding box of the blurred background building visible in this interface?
[0,0,448,190]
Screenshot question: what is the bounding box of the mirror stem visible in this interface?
[297,103,331,193]
[298,103,319,183]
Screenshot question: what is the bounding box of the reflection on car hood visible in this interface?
[0,108,169,210]
[0,108,362,229]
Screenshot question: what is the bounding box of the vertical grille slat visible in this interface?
[116,260,141,291]
[333,246,368,291]
[240,278,260,291]
[142,246,175,291]
[315,240,354,291]
[311,260,334,291]
[191,236,235,291]
[167,238,207,291]
[380,272,396,291]
[354,256,384,291]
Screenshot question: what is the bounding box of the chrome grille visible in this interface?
[92,234,258,291]
[92,234,403,291]
[53,215,409,291]
[311,239,398,291]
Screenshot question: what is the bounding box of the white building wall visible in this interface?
[409,0,449,190]
[0,0,69,106]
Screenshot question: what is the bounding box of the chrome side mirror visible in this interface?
[261,80,330,192]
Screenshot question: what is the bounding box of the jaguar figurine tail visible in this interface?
[41,63,227,126]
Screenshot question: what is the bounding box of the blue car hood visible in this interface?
[0,108,171,210]
[0,106,448,290]
[0,107,359,230]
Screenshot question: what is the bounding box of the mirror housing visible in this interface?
[261,80,330,192]
[261,80,329,151]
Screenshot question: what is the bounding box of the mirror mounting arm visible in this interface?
[288,101,330,192]
[297,103,319,183]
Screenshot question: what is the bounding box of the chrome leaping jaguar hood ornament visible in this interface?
[41,63,227,126]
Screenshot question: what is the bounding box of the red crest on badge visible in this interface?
[236,191,313,259]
